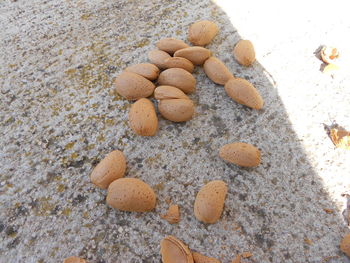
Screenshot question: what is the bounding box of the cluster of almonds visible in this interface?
[66,20,350,263]
[114,20,263,137]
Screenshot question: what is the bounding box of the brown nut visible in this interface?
[160,235,194,263]
[90,150,126,189]
[164,57,194,73]
[158,99,194,122]
[321,46,339,64]
[174,47,211,65]
[154,86,189,100]
[233,40,256,66]
[188,20,219,46]
[340,233,350,258]
[148,49,172,69]
[224,78,263,110]
[129,98,158,136]
[161,204,180,224]
[219,142,261,167]
[125,63,160,81]
[63,257,86,263]
[115,71,155,100]
[156,38,190,55]
[194,180,227,224]
[158,68,196,94]
[106,178,156,212]
[203,56,234,85]
[193,252,221,263]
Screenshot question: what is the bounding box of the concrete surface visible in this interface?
[1,0,350,262]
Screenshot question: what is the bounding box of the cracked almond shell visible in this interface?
[233,40,256,66]
[194,180,227,224]
[219,142,261,167]
[156,38,189,55]
[158,68,196,94]
[192,252,221,263]
[115,71,155,100]
[90,150,126,189]
[160,235,194,263]
[129,98,158,136]
[203,56,234,85]
[158,99,194,122]
[106,178,156,212]
[224,78,263,109]
[188,20,219,46]
[161,204,180,224]
[174,47,211,65]
[125,63,160,81]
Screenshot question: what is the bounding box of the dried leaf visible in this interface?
[323,208,334,214]
[304,238,313,245]
[330,128,350,150]
[323,63,339,75]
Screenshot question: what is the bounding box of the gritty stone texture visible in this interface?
[1,0,350,263]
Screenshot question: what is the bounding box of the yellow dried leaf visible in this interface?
[323,63,339,74]
[304,238,313,245]
[330,128,350,150]
[323,208,334,214]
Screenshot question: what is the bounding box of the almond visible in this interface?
[164,57,194,73]
[194,180,227,224]
[188,20,219,46]
[219,142,261,167]
[158,68,196,94]
[224,78,263,109]
[160,236,194,263]
[156,38,190,55]
[154,86,189,100]
[340,233,350,258]
[158,99,194,122]
[90,150,126,189]
[203,56,234,85]
[148,49,172,69]
[125,63,160,81]
[233,40,256,66]
[106,178,156,212]
[192,252,221,263]
[129,98,158,136]
[115,71,155,100]
[174,47,211,65]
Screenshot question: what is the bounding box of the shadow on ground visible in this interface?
[0,0,348,262]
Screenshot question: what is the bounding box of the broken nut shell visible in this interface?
[160,235,194,263]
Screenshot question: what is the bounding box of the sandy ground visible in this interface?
[1,0,350,262]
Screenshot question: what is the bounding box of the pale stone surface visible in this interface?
[1,0,350,262]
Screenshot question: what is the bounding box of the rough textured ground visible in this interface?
[1,0,350,262]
